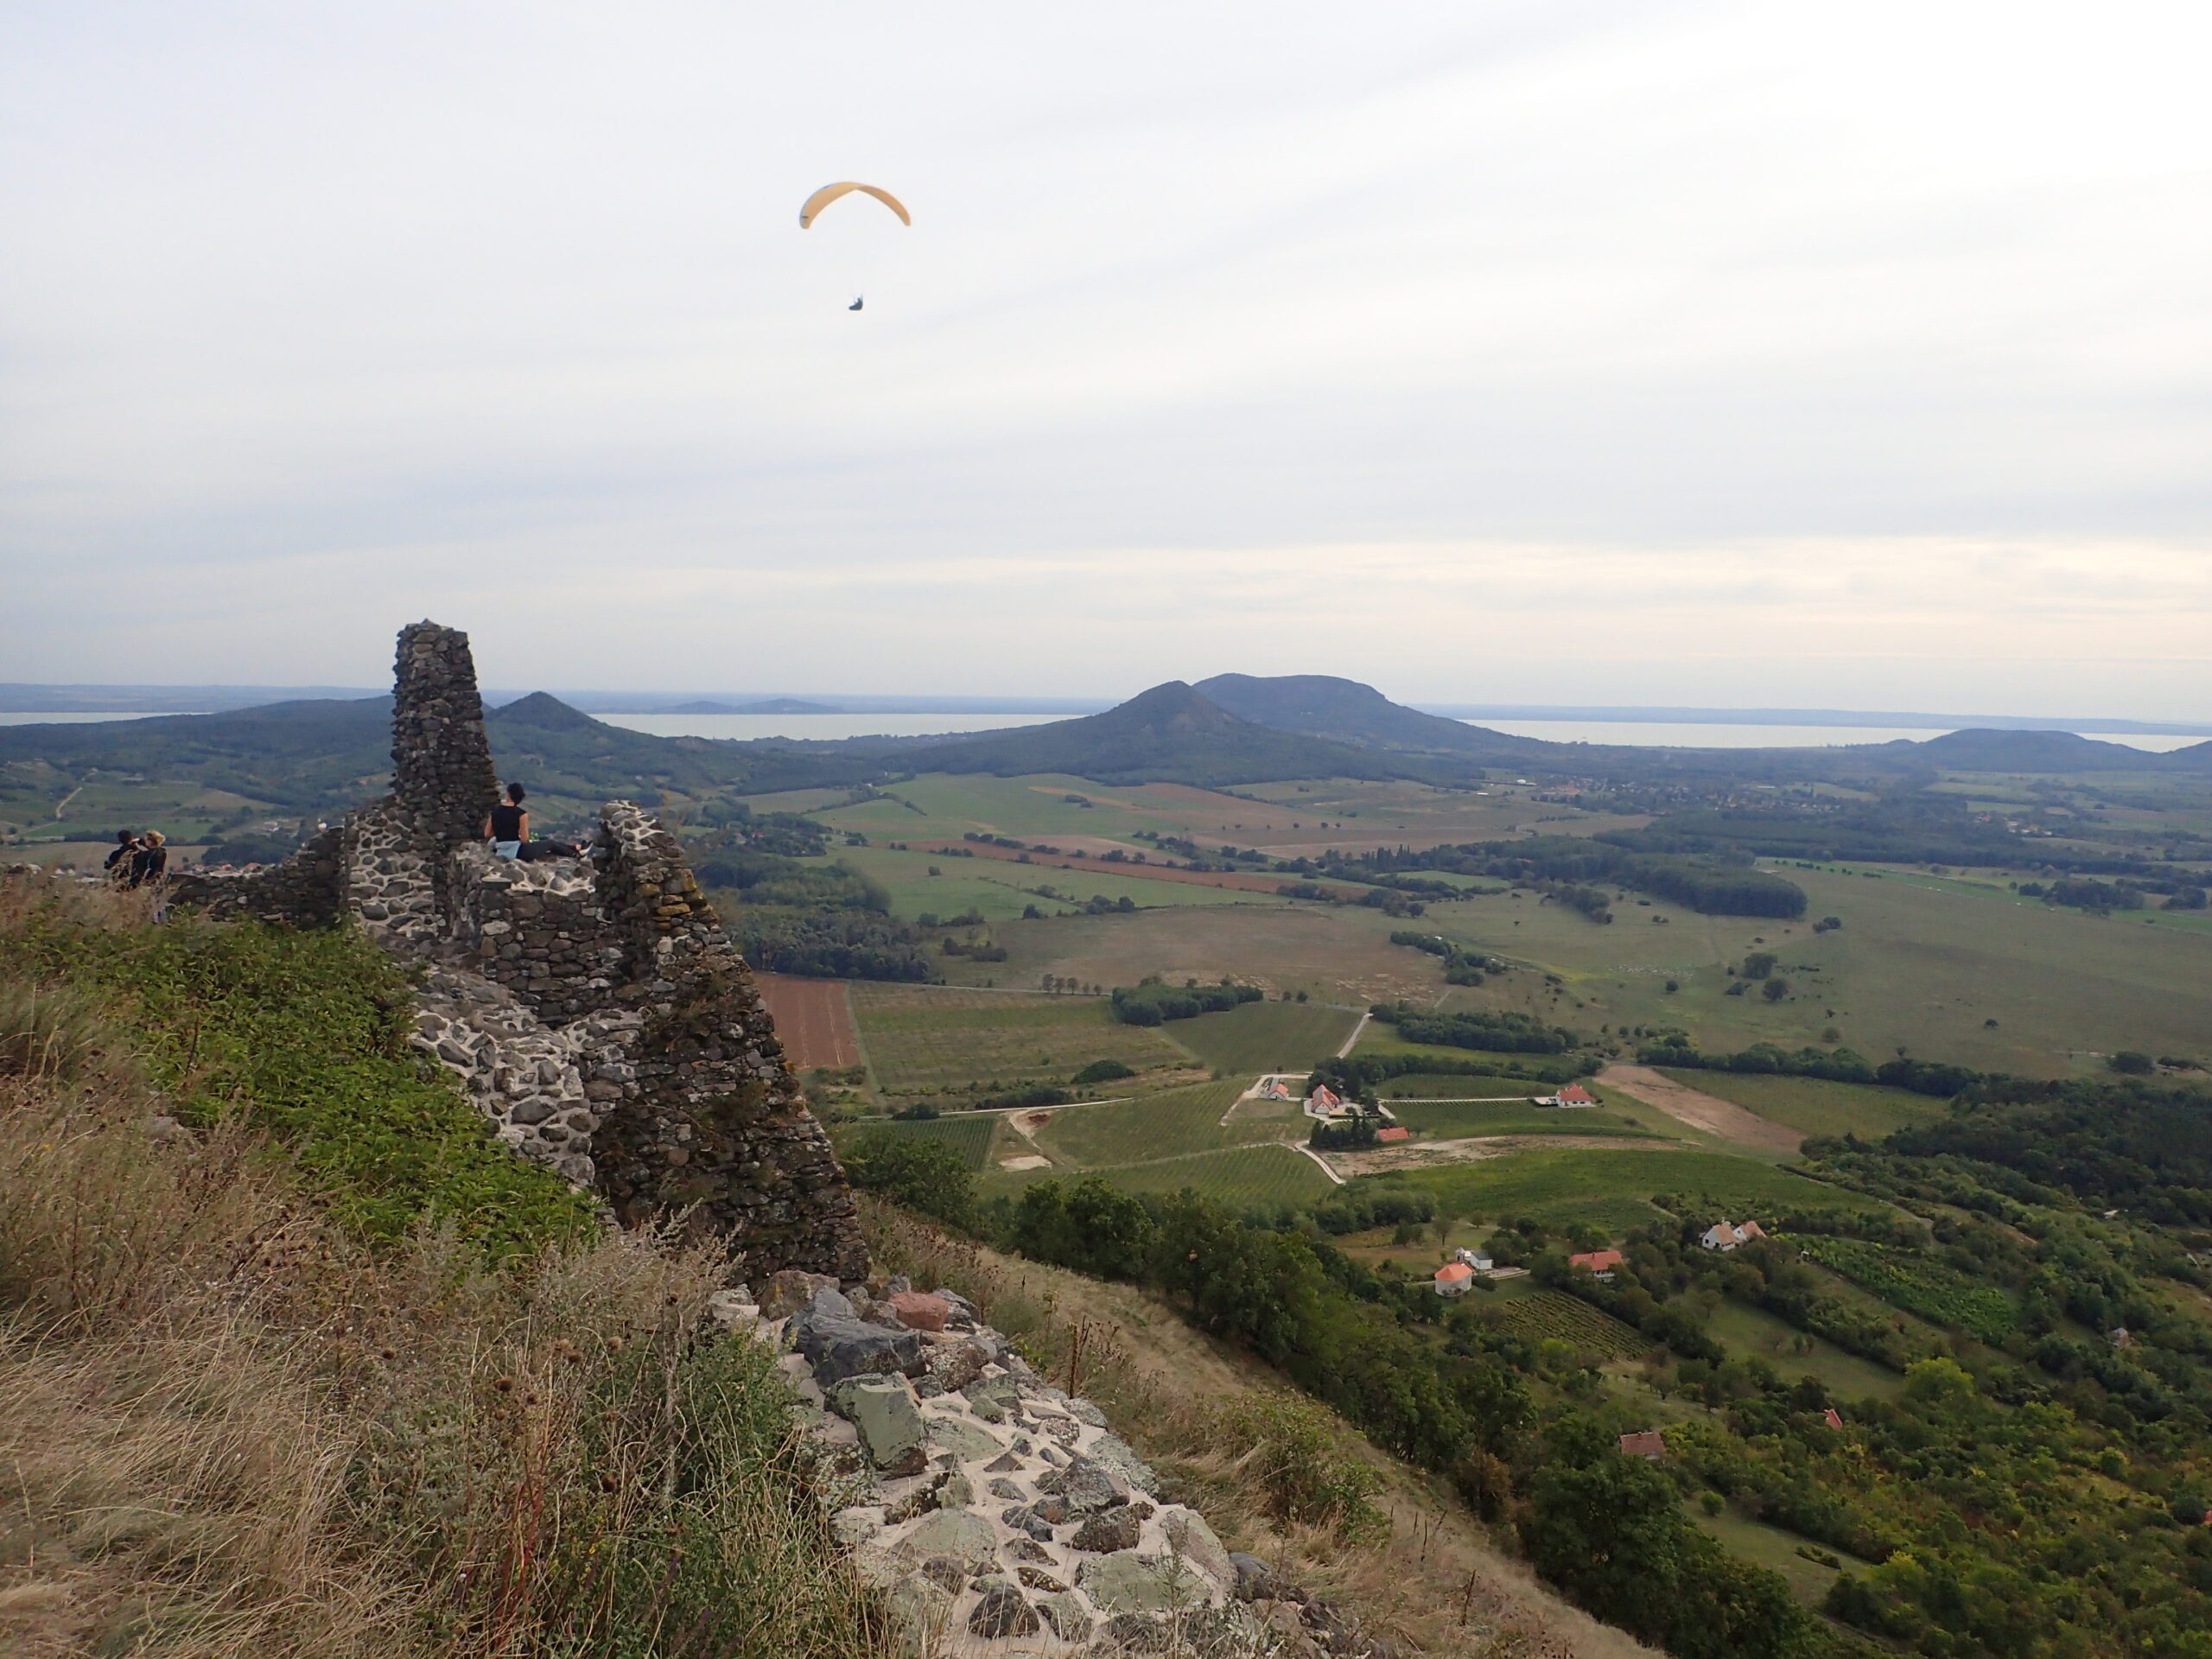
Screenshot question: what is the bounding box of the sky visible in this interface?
[3,1,2209,715]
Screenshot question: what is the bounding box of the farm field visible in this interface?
[1031,1079,1296,1166]
[1652,1069,1945,1143]
[852,1111,1003,1170]
[1700,1299,1904,1403]
[1399,859,2212,1078]
[1369,1070,1557,1099]
[1159,999,1361,1075]
[1367,1147,1891,1234]
[963,901,1442,1005]
[1389,1100,1663,1141]
[1078,1144,1336,1210]
[1487,1287,1649,1359]
[848,983,1191,1098]
[807,772,1617,861]
[751,973,859,1071]
[833,842,1281,924]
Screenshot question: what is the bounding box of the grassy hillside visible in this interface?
[0,876,879,1656]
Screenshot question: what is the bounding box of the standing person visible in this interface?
[104,830,139,883]
[484,783,529,860]
[130,830,170,920]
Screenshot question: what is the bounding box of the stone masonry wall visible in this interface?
[391,621,500,856]
[165,620,868,1284]
[585,803,868,1281]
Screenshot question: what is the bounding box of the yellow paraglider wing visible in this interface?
[798,182,912,229]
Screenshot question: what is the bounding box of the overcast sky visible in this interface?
[4,2,2209,715]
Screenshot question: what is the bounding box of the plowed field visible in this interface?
[753,974,860,1071]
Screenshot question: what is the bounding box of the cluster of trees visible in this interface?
[1108,977,1263,1026]
[1369,1001,1576,1055]
[1308,1115,1380,1151]
[1387,931,1497,985]
[1877,1073,2212,1224]
[1637,1039,1881,1084]
[1336,836,1808,918]
[732,911,936,982]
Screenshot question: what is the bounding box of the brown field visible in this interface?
[970,903,1441,1005]
[753,973,861,1070]
[911,838,1367,899]
[1599,1064,1805,1155]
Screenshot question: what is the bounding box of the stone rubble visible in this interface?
[711,1268,1400,1659]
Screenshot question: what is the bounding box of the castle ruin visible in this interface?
[175,620,867,1281]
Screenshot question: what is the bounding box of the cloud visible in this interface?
[2,2,2208,710]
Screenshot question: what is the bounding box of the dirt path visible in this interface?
[1599,1064,1804,1154]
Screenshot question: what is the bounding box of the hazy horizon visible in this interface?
[5,3,2209,712]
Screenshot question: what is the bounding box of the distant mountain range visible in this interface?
[3,677,2205,828]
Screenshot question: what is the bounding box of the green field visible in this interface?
[1369,1071,1557,1098]
[1389,1100,1662,1141]
[1365,1148,1890,1233]
[1077,1144,1335,1210]
[832,842,1281,925]
[1693,1510,1874,1609]
[1701,1298,1904,1402]
[1654,1069,1946,1143]
[1159,999,1361,1075]
[849,1111,1003,1169]
[1401,858,2212,1079]
[1032,1079,1291,1166]
[849,984,1190,1097]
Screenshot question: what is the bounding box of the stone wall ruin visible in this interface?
[172,620,867,1282]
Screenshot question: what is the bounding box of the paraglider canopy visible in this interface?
[798,182,911,228]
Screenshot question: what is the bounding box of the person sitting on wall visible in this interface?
[483,784,578,862]
[484,783,531,860]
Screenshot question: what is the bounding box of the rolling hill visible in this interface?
[906,681,1432,785]
[1194,672,1550,760]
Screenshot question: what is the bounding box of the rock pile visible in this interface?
[717,1270,1402,1659]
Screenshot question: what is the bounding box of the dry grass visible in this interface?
[0,878,880,1659]
[861,1198,1659,1659]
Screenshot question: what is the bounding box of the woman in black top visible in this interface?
[484,783,529,859]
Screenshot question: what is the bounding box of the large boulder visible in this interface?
[840,1376,928,1475]
[791,1287,925,1385]
[1077,1550,1216,1614]
[888,1290,950,1331]
[1160,1506,1233,1586]
[898,1509,998,1573]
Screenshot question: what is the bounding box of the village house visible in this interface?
[1433,1262,1476,1297]
[1535,1082,1599,1108]
[1618,1429,1665,1460]
[1454,1246,1494,1272]
[1699,1219,1768,1252]
[1567,1249,1624,1281]
[1376,1124,1411,1142]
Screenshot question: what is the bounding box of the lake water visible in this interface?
[595,712,1066,742]
[0,708,2199,753]
[0,711,175,726]
[1465,719,2205,753]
